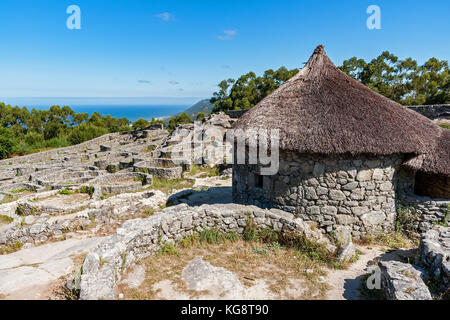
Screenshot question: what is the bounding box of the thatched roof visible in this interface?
[233,45,441,156]
[403,128,450,177]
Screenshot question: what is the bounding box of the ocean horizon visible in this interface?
[0,97,201,122]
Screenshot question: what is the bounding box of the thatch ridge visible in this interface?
[233,45,441,156]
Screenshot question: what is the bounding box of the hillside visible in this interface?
[180,99,214,119]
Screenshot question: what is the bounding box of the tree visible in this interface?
[168,112,192,131]
[0,128,16,159]
[196,112,206,121]
[132,118,150,130]
[210,67,299,113]
[339,52,449,105]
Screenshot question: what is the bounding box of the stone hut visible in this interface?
[403,129,450,198]
[232,45,449,237]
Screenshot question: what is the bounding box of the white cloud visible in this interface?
[155,12,174,21]
[218,30,237,40]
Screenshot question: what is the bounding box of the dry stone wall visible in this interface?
[78,203,335,300]
[233,152,405,237]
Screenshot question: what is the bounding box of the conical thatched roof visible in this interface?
[233,45,441,156]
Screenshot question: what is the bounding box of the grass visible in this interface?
[0,194,15,204]
[10,188,26,194]
[434,204,449,227]
[151,177,195,194]
[0,241,23,255]
[189,164,220,178]
[438,123,450,130]
[58,187,74,195]
[119,235,329,300]
[0,214,14,225]
[357,231,412,249]
[79,185,95,198]
[142,145,157,153]
[143,209,156,217]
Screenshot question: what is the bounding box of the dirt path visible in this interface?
[323,246,385,300]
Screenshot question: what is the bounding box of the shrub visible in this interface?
[68,124,108,145]
[0,136,15,159]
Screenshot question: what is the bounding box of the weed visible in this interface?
[0,241,23,255]
[58,187,74,195]
[0,215,13,225]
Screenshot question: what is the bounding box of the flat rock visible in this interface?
[379,261,432,300]
[0,237,103,299]
[182,256,244,299]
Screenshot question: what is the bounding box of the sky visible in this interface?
[0,0,449,104]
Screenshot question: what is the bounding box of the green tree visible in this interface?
[210,67,299,113]
[339,52,449,105]
[132,118,150,130]
[196,112,206,121]
[168,112,192,131]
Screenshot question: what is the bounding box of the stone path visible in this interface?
[0,237,103,299]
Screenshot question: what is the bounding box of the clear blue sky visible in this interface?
[0,0,448,103]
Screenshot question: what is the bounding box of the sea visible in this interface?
[0,98,199,122]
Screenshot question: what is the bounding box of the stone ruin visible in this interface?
[0,111,448,301]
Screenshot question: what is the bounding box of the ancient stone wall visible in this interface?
[400,195,449,234]
[0,133,120,166]
[233,152,406,237]
[78,203,335,300]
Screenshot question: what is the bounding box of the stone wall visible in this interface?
[400,195,449,235]
[78,203,335,300]
[233,152,406,237]
[0,133,119,166]
[420,226,450,295]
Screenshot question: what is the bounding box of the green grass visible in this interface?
[143,209,156,217]
[0,215,14,224]
[1,194,15,204]
[158,242,180,256]
[79,185,95,198]
[434,204,449,227]
[0,241,23,255]
[438,123,450,130]
[10,188,26,194]
[163,215,342,269]
[151,177,195,194]
[142,145,157,153]
[58,187,74,195]
[189,164,220,178]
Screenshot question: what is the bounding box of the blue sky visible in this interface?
[0,0,449,104]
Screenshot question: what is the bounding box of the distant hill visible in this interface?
[161,99,215,124]
[180,99,214,120]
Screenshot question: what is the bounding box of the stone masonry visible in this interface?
[233,152,405,237]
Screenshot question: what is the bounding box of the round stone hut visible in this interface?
[232,45,447,237]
